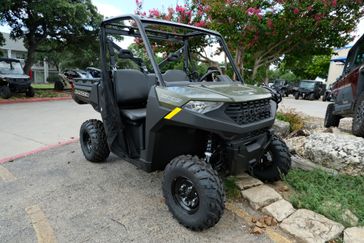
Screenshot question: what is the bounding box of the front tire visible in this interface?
[25,86,35,97]
[0,86,11,99]
[250,135,291,182]
[80,119,110,162]
[162,155,224,231]
[352,93,364,137]
[324,103,340,128]
[294,92,299,100]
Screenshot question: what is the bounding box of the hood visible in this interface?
[156,82,272,107]
[0,73,30,79]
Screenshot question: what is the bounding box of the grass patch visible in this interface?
[224,176,241,200]
[276,111,304,132]
[32,83,54,89]
[0,90,69,100]
[35,90,69,98]
[285,169,364,227]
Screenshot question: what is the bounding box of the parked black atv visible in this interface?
[322,84,333,102]
[75,15,291,231]
[294,80,325,100]
[272,79,289,97]
[0,58,34,99]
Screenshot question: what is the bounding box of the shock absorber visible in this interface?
[205,134,213,163]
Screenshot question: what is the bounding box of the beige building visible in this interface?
[0,32,57,83]
[327,46,351,85]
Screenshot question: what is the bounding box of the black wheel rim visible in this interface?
[172,177,199,214]
[83,132,92,153]
[251,151,274,171]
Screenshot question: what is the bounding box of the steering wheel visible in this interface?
[199,69,222,82]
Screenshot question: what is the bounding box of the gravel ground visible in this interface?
[0,143,275,243]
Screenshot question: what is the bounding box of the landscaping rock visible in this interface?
[235,173,263,190]
[342,209,359,227]
[280,209,344,243]
[241,185,282,210]
[344,227,364,243]
[262,199,295,222]
[273,120,290,137]
[288,132,364,176]
[291,155,338,174]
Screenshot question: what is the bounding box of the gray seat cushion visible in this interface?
[120,108,146,121]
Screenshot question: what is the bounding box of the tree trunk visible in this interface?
[251,64,259,81]
[23,36,37,74]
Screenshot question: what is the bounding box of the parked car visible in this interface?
[294,80,325,100]
[322,84,333,102]
[272,79,289,96]
[325,34,364,137]
[0,58,34,99]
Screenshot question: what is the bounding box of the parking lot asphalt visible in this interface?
[279,96,329,118]
[0,143,276,243]
[0,100,99,158]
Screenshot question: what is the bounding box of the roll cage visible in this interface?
[99,14,244,87]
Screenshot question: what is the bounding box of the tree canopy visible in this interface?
[136,0,364,83]
[0,0,102,72]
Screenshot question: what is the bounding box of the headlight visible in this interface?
[183,101,223,114]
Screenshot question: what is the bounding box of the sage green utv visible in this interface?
[75,15,291,231]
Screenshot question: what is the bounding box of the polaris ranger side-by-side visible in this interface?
[0,58,34,99]
[73,15,291,230]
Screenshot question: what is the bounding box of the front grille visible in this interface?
[225,99,271,125]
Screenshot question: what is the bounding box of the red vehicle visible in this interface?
[325,35,364,137]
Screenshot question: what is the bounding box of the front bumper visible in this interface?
[225,129,273,174]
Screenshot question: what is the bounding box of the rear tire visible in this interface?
[80,119,110,162]
[324,103,340,128]
[0,86,11,99]
[309,93,315,100]
[25,86,35,97]
[250,135,291,182]
[162,155,224,231]
[54,80,65,91]
[352,93,364,137]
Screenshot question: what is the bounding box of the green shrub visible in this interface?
[276,111,304,132]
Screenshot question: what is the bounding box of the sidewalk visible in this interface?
[0,100,100,159]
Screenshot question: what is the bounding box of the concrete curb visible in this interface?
[0,96,72,105]
[0,138,79,164]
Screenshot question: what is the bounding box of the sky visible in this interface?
[0,1,363,46]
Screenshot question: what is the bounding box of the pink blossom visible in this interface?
[204,5,211,12]
[332,0,337,7]
[247,7,256,16]
[293,8,299,15]
[194,20,206,27]
[176,5,185,13]
[307,5,313,11]
[314,14,322,21]
[267,18,273,29]
[149,9,160,17]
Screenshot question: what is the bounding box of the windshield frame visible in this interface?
[100,15,244,87]
[0,59,24,75]
[299,80,316,89]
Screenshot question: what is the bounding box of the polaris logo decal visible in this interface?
[74,89,89,98]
